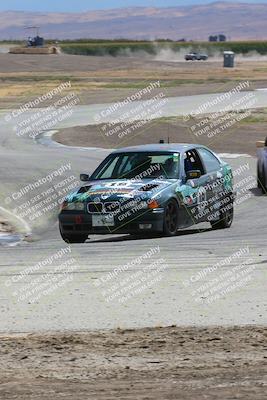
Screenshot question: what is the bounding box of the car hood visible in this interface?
[65,178,176,203]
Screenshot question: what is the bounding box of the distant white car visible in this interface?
[185,52,208,61]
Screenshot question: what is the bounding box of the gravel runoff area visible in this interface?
[54,119,265,156]
[0,326,266,400]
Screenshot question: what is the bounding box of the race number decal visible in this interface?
[104,182,134,189]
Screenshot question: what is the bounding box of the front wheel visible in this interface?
[257,163,262,189]
[59,225,88,243]
[60,233,88,243]
[163,200,179,236]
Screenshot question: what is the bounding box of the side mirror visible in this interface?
[80,173,90,182]
[186,170,201,181]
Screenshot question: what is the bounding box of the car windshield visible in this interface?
[91,152,180,180]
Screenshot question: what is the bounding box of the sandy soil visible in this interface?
[0,53,266,81]
[1,53,265,153]
[0,53,267,109]
[0,326,266,400]
[54,119,266,156]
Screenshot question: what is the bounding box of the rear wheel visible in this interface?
[163,200,178,236]
[210,201,234,230]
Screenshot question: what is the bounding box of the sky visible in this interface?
[0,0,267,13]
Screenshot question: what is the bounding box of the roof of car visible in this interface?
[112,143,202,154]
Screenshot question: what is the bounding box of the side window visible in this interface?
[197,148,221,173]
[184,150,205,175]
[117,155,133,178]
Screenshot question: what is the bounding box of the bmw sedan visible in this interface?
[58,144,234,243]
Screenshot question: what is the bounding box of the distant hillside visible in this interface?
[1,2,267,40]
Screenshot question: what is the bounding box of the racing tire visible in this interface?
[210,201,234,230]
[257,163,262,189]
[260,167,267,194]
[163,199,179,236]
[59,226,88,243]
[60,233,88,243]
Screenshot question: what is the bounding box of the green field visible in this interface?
[59,40,267,57]
[2,39,267,57]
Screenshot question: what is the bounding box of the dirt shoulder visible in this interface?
[54,118,265,156]
[0,53,267,109]
[0,326,266,400]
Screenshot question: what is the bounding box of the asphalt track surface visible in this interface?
[0,94,266,333]
[2,88,267,128]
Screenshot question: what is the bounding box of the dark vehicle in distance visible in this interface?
[257,137,267,193]
[185,52,208,61]
[58,144,234,243]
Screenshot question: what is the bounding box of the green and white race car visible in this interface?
[59,143,234,243]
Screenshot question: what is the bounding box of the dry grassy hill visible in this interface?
[1,2,267,40]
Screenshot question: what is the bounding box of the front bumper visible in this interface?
[59,208,165,235]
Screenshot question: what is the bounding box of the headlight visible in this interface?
[132,200,159,210]
[61,202,84,211]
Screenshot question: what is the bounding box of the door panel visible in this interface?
[179,149,210,225]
